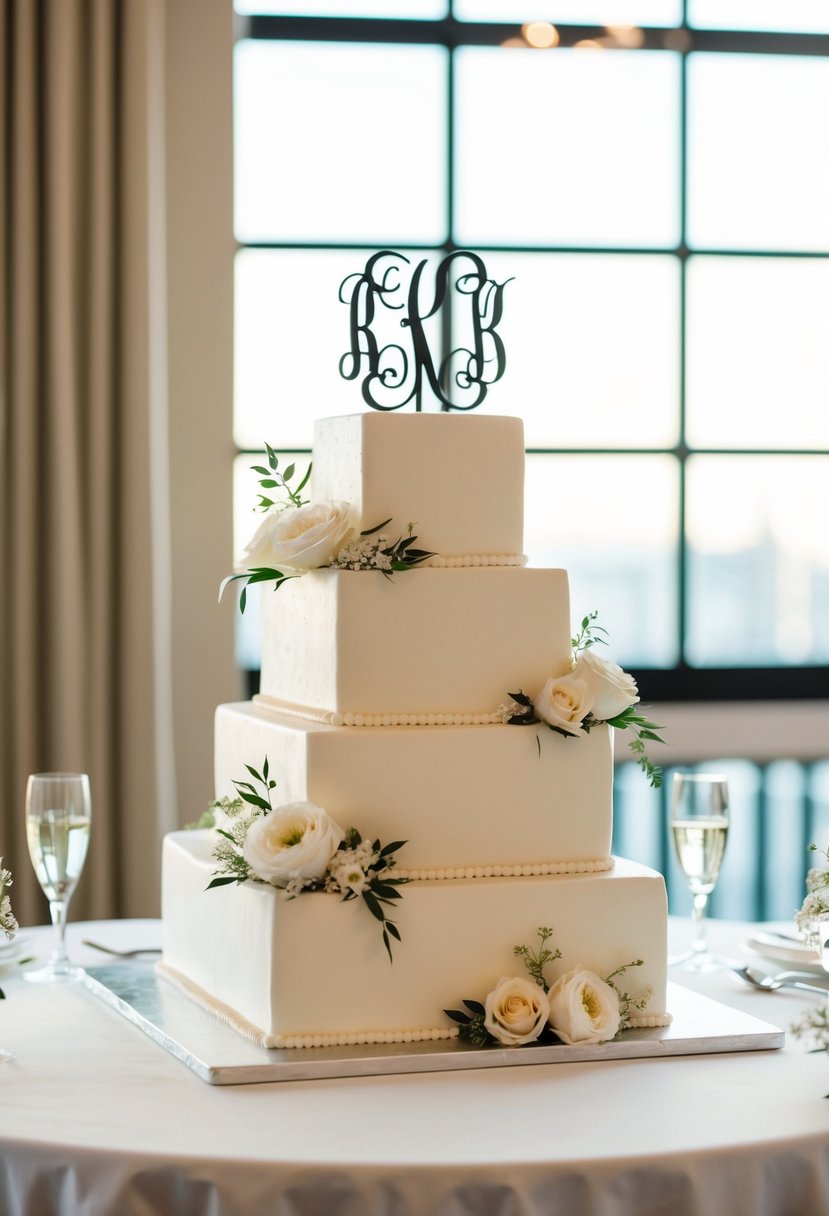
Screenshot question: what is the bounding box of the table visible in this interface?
[1,918,828,1216]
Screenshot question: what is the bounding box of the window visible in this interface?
[232,5,829,701]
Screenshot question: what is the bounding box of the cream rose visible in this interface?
[572,649,639,721]
[534,674,593,737]
[484,975,550,1047]
[547,967,621,1045]
[241,501,355,574]
[242,802,345,887]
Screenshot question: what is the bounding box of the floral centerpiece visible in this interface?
[445,926,650,1048]
[0,860,18,1000]
[199,758,408,961]
[502,611,665,787]
[791,844,829,1062]
[220,446,434,612]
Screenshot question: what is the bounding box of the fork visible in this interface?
[82,940,161,958]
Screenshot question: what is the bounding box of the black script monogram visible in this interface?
[339,250,512,411]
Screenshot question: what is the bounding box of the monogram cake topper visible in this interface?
[338,250,511,412]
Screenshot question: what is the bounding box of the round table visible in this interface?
[1,918,828,1216]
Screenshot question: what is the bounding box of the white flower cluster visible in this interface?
[332,535,393,572]
[795,866,829,941]
[0,863,17,940]
[325,837,381,897]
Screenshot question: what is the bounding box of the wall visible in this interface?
[165,0,240,827]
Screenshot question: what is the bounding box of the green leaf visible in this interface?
[282,462,295,482]
[463,999,486,1017]
[237,791,271,812]
[361,517,393,537]
[244,764,264,785]
[379,840,407,857]
[206,876,239,890]
[259,479,278,490]
[295,464,312,495]
[444,1008,472,1025]
[362,890,385,923]
[385,921,401,941]
[371,882,403,901]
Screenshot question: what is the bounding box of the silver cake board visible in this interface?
[80,963,785,1086]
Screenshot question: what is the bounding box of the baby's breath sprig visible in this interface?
[514,926,561,992]
[604,960,649,1033]
[331,519,434,577]
[250,444,311,512]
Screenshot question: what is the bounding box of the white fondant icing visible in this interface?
[311,413,525,558]
[258,566,572,717]
[215,706,614,873]
[162,834,669,1047]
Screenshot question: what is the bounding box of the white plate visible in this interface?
[744,931,824,976]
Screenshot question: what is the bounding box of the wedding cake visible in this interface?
[160,411,671,1050]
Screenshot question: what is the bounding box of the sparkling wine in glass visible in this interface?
[670,772,729,971]
[25,773,91,983]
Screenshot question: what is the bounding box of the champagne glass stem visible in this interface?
[690,891,709,957]
[48,898,70,967]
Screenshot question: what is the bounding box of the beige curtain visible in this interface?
[0,0,176,925]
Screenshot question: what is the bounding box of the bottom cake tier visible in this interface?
[160,831,670,1049]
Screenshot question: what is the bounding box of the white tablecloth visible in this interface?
[1,918,828,1216]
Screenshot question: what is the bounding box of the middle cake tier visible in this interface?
[215,704,614,873]
[258,566,571,719]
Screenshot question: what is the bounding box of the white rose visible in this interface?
[241,501,355,574]
[484,975,550,1047]
[534,674,593,738]
[572,649,639,721]
[242,802,345,887]
[547,967,621,1045]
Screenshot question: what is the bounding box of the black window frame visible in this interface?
[234,6,829,704]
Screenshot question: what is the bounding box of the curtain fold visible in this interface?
[0,0,176,925]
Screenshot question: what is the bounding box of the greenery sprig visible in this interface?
[218,450,311,612]
[203,759,278,889]
[572,610,608,656]
[335,827,409,963]
[252,445,311,513]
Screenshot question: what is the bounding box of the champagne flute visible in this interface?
[670,772,729,971]
[25,773,92,983]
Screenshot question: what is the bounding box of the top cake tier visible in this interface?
[311,413,524,559]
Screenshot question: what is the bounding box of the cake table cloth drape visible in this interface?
[0,918,827,1216]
